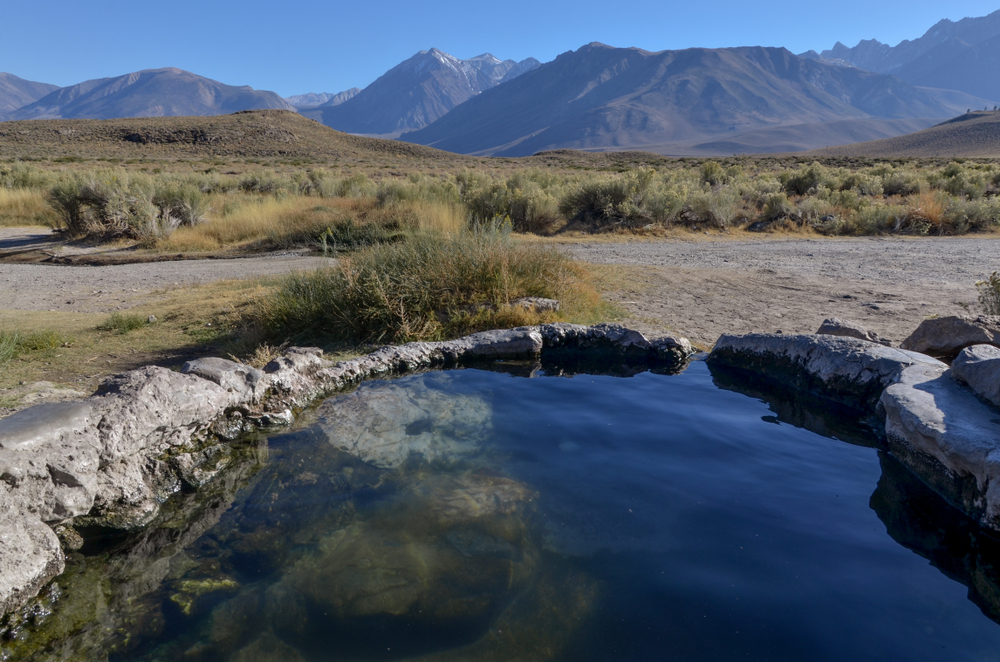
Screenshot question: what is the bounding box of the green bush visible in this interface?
[257,223,571,343]
[98,312,150,334]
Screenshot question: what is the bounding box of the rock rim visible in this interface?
[709,332,1000,535]
[0,323,692,618]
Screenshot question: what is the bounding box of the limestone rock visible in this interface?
[512,297,560,313]
[0,511,64,618]
[901,315,1000,358]
[881,362,1000,530]
[816,317,891,346]
[182,357,267,404]
[313,377,491,469]
[708,333,944,413]
[541,323,692,361]
[951,344,1000,409]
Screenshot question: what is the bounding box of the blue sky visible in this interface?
[2,1,998,97]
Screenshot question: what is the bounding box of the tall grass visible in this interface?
[0,188,58,227]
[254,223,589,344]
[0,329,70,368]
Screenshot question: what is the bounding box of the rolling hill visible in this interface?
[305,49,540,136]
[8,68,294,121]
[0,73,59,118]
[811,111,1000,157]
[401,43,989,157]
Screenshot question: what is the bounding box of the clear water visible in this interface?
[14,360,1000,661]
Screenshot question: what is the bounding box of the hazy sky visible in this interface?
[3,1,998,97]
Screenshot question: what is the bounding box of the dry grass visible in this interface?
[0,188,58,227]
[0,278,276,394]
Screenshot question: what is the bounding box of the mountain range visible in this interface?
[300,49,540,137]
[813,9,1000,102]
[5,68,293,121]
[3,9,1000,157]
[400,43,990,156]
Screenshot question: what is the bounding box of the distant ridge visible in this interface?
[306,49,540,136]
[401,43,989,157]
[0,73,59,118]
[285,89,360,109]
[8,68,294,121]
[811,111,1000,157]
[819,9,1000,101]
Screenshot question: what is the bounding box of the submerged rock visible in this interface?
[901,315,1000,359]
[312,377,491,469]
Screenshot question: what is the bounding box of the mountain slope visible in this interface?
[812,111,1000,157]
[0,73,59,118]
[285,89,360,109]
[8,68,294,120]
[310,49,540,136]
[819,10,1000,99]
[401,43,982,157]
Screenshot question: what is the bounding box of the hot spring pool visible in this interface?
[12,359,1000,661]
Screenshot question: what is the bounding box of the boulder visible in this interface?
[816,317,891,346]
[901,315,1000,358]
[182,357,267,403]
[951,344,1000,409]
[0,511,64,618]
[881,362,1000,530]
[708,333,944,413]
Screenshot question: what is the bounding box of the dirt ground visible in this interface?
[564,235,1000,348]
[2,228,998,351]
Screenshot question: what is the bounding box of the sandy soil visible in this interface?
[565,235,1000,348]
[3,228,999,349]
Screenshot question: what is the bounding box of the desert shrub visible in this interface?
[558,168,655,227]
[0,162,53,189]
[255,222,576,343]
[760,192,795,221]
[945,197,1000,233]
[238,171,295,195]
[154,183,209,226]
[781,164,834,196]
[700,161,726,187]
[881,171,923,196]
[977,272,1000,315]
[839,172,884,197]
[685,187,742,228]
[463,174,560,233]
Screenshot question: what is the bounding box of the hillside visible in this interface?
[646,118,942,156]
[0,73,59,118]
[820,10,1000,100]
[811,111,1000,157]
[8,68,294,121]
[0,110,465,162]
[401,43,984,157]
[306,49,540,136]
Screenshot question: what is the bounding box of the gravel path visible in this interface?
[0,228,332,313]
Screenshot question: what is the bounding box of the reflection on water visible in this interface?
[7,362,1000,661]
